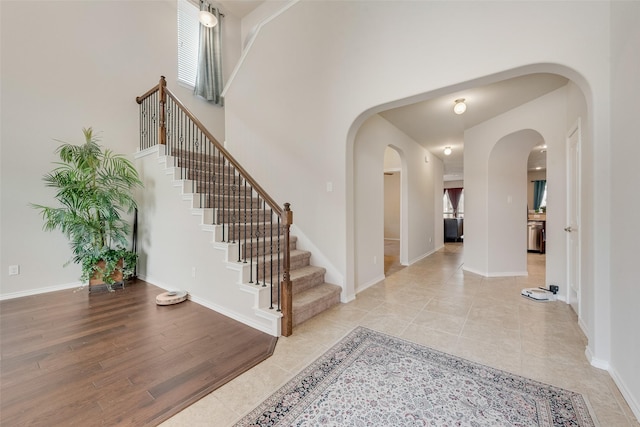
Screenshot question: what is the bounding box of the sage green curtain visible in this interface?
[533,180,546,210]
[194,2,223,105]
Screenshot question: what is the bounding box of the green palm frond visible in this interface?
[31,127,143,285]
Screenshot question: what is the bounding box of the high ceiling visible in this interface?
[218,0,265,18]
[379,73,569,180]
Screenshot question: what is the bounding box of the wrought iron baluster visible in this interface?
[242,180,247,263]
[277,216,281,311]
[136,77,294,336]
[261,199,266,288]
[269,208,274,309]
[249,185,254,284]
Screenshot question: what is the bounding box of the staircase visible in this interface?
[171,148,342,328]
[136,77,341,335]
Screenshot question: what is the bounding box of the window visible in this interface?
[540,186,547,209]
[443,189,464,218]
[443,192,454,218]
[177,0,199,88]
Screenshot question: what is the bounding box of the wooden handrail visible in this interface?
[164,91,283,217]
[136,76,293,336]
[135,82,161,104]
[146,77,284,217]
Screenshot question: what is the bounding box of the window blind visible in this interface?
[177,0,199,88]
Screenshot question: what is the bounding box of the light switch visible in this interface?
[326,182,333,192]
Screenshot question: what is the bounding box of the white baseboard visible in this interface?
[138,274,279,337]
[408,247,437,265]
[462,265,487,276]
[488,270,528,277]
[188,293,279,337]
[585,346,610,370]
[578,316,589,336]
[356,274,386,294]
[586,345,640,423]
[0,281,84,300]
[609,366,640,423]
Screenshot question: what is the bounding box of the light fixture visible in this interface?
[453,98,466,115]
[444,146,452,156]
[199,10,218,27]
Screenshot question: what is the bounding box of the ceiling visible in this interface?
[379,73,569,180]
[218,0,265,18]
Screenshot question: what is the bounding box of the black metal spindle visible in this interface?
[269,208,274,308]
[249,185,254,284]
[216,150,222,220]
[261,199,267,288]
[137,78,294,336]
[277,216,281,311]
[242,180,248,263]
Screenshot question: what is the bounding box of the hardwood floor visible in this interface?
[0,280,277,426]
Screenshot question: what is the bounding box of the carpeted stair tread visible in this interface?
[289,265,326,293]
[170,148,342,333]
[292,283,341,326]
[270,265,326,305]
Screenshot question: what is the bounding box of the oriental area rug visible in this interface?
[235,327,597,427]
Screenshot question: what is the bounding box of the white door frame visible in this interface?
[566,118,582,321]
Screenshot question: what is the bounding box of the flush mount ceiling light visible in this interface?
[453,98,467,115]
[444,146,452,156]
[199,10,218,27]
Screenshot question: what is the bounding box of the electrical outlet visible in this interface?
[549,285,559,294]
[191,267,196,278]
[8,265,20,276]
[373,256,377,264]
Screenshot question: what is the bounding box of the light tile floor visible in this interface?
[162,243,639,426]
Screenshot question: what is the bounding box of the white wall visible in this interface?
[487,129,542,276]
[0,0,240,297]
[222,0,620,387]
[464,88,568,282]
[353,115,441,294]
[609,1,640,419]
[240,0,291,49]
[223,0,610,304]
[134,148,278,334]
[2,0,637,419]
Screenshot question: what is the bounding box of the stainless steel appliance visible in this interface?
[527,221,544,252]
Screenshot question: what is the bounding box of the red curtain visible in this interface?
[447,188,463,217]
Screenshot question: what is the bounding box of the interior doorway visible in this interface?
[383,147,404,276]
[527,143,548,284]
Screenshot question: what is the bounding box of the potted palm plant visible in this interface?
[32,127,143,292]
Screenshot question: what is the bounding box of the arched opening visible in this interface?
[486,129,544,276]
[383,146,404,276]
[347,66,589,319]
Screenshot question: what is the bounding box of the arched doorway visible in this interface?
[383,146,404,276]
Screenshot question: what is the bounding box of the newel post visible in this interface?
[281,203,293,337]
[159,76,167,145]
